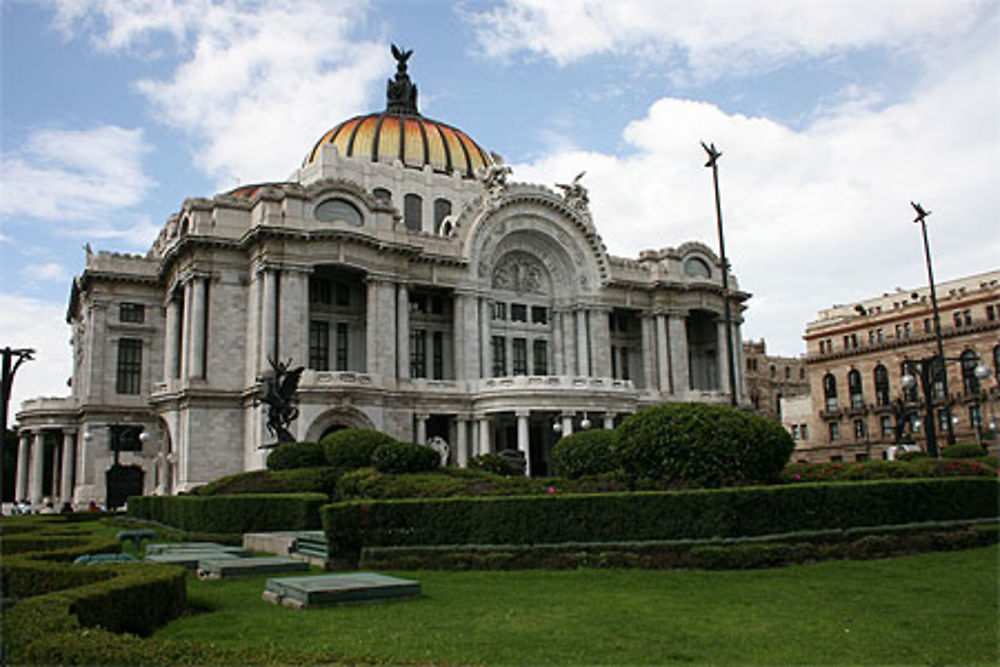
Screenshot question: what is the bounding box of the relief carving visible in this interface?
[492,253,548,294]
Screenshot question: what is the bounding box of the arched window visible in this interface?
[874,364,890,406]
[433,198,452,234]
[683,257,711,279]
[404,193,422,231]
[961,349,980,394]
[848,369,864,409]
[315,198,363,227]
[823,373,838,412]
[994,344,1000,382]
[372,187,392,203]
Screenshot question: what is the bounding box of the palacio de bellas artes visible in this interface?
[14,47,750,508]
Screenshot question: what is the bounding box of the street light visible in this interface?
[909,202,955,445]
[975,363,998,456]
[702,141,738,407]
[901,357,946,457]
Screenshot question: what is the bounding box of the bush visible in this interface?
[941,444,988,459]
[266,441,325,470]
[372,441,441,474]
[469,453,516,476]
[190,467,344,497]
[322,478,999,564]
[321,428,398,469]
[613,403,794,487]
[897,451,928,461]
[127,493,327,533]
[781,458,998,483]
[551,429,620,479]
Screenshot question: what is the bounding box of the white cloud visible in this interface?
[50,0,387,186]
[0,125,152,221]
[0,294,72,416]
[25,263,71,283]
[467,0,989,80]
[510,35,999,356]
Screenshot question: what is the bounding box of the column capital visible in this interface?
[515,409,531,419]
[365,272,397,285]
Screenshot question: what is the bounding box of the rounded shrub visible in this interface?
[372,441,441,474]
[468,453,515,476]
[551,429,619,479]
[320,428,398,469]
[896,450,928,461]
[941,444,988,459]
[612,402,794,487]
[266,441,325,470]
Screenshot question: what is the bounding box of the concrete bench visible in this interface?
[73,553,140,565]
[117,529,157,549]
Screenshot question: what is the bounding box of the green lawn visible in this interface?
[155,545,999,665]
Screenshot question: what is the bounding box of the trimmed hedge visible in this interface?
[266,441,326,470]
[551,429,619,479]
[614,402,794,487]
[127,493,327,533]
[782,458,998,482]
[372,441,441,474]
[321,428,398,469]
[468,453,516,476]
[190,467,345,497]
[360,520,999,570]
[941,444,989,459]
[322,478,999,564]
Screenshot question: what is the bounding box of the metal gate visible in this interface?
[105,464,144,509]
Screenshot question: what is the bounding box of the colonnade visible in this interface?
[13,428,76,507]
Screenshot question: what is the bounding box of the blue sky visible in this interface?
[2,0,998,411]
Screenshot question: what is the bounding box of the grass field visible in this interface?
[155,545,999,665]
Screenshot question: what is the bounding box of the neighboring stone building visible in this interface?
[800,270,1000,462]
[14,48,749,507]
[742,339,808,420]
[779,394,813,458]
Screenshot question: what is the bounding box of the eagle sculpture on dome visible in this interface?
[387,44,419,114]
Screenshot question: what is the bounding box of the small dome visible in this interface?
[302,45,492,178]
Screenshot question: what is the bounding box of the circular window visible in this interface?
[315,198,363,227]
[684,257,711,279]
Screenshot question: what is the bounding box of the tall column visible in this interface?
[655,313,670,393]
[479,298,492,378]
[716,318,729,393]
[164,296,179,380]
[457,291,479,381]
[733,316,746,404]
[246,269,261,382]
[603,414,615,430]
[478,416,491,455]
[365,276,398,378]
[590,307,612,378]
[415,413,428,445]
[189,276,207,379]
[575,308,589,376]
[668,311,690,395]
[278,269,309,365]
[561,310,576,376]
[456,417,469,467]
[60,429,76,505]
[641,314,656,391]
[179,281,193,379]
[552,310,565,375]
[261,269,278,366]
[561,415,574,437]
[16,431,30,502]
[397,283,410,379]
[29,431,44,505]
[516,411,531,477]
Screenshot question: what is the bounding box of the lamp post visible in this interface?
[975,364,998,456]
[909,202,955,445]
[901,356,944,457]
[702,141,738,407]
[1,347,35,502]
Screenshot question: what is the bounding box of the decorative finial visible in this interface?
[387,44,419,114]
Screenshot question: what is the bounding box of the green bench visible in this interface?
[117,529,157,549]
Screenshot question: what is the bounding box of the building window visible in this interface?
[800,424,809,440]
[874,364,890,406]
[970,404,982,430]
[531,305,548,325]
[791,425,799,440]
[372,187,392,203]
[493,302,507,320]
[410,329,427,378]
[335,282,350,306]
[931,357,946,399]
[853,419,866,441]
[120,303,145,323]
[533,339,548,376]
[987,305,996,321]
[491,336,506,377]
[115,338,142,394]
[315,197,363,227]
[432,331,444,380]
[309,321,329,371]
[881,415,893,438]
[512,338,528,375]
[620,347,631,381]
[823,373,838,412]
[404,193,422,232]
[309,277,331,305]
[923,318,932,333]
[109,425,143,452]
[510,304,527,322]
[961,349,980,394]
[336,323,348,371]
[433,198,452,233]
[953,311,962,328]
[848,369,864,409]
[963,309,972,326]
[901,362,919,402]
[829,422,840,441]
